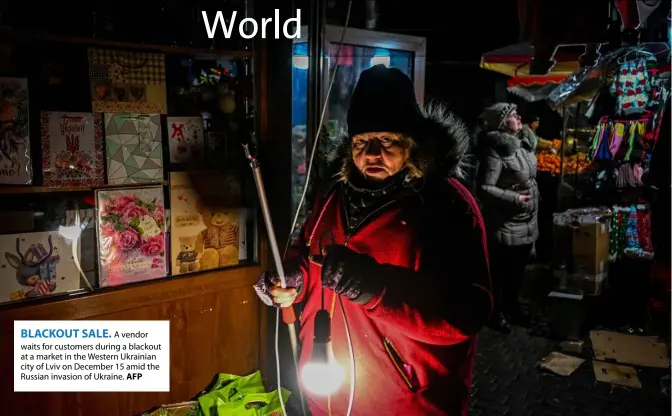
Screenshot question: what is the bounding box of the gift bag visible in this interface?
[198,371,290,416]
[88,48,167,114]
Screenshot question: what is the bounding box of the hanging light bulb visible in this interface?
[300,309,344,396]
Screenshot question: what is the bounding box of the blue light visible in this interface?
[293,43,309,70]
[370,48,391,67]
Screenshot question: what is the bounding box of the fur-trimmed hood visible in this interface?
[480,126,538,157]
[324,102,471,183]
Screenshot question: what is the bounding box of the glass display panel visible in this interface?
[290,40,414,230]
[0,38,258,306]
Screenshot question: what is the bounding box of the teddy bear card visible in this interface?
[166,116,205,165]
[169,171,241,274]
[0,232,80,304]
[41,111,105,187]
[95,186,167,287]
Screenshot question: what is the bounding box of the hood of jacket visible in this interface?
[324,103,471,184]
[480,126,538,157]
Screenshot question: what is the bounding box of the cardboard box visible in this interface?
[573,219,610,295]
[553,207,611,295]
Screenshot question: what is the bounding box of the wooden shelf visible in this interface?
[0,26,254,59]
[0,181,168,195]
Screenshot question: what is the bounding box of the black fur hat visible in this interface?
[347,65,424,138]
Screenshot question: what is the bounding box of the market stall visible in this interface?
[480,25,670,333]
[542,43,670,336]
[0,3,294,414]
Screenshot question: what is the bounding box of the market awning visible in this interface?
[480,42,584,87]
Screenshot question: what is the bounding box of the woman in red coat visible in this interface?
[254,65,493,415]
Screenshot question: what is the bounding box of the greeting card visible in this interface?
[0,77,32,184]
[169,172,241,274]
[104,113,163,185]
[96,186,167,287]
[41,111,105,187]
[167,116,205,164]
[0,232,80,303]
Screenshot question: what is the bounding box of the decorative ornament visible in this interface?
[217,82,236,115]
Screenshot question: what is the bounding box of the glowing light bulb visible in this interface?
[301,310,344,396]
[300,342,344,396]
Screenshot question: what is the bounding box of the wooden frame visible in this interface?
[0,265,269,415]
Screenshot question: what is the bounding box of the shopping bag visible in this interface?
[198,371,290,416]
[88,47,167,114]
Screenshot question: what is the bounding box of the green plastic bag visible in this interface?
[198,371,291,416]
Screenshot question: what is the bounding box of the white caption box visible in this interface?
[14,320,170,392]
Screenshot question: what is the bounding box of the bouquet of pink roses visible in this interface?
[100,194,166,264]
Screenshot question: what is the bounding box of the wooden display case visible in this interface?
[0,2,295,413]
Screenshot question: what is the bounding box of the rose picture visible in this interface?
[97,187,167,286]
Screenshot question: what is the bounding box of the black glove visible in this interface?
[321,245,384,305]
[253,258,304,308]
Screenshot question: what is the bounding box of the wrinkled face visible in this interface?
[504,109,523,133]
[352,132,409,181]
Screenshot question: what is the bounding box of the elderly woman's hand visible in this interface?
[269,284,298,308]
[253,259,304,308]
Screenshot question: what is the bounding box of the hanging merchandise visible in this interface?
[609,207,628,260]
[589,109,666,162]
[609,52,659,117]
[623,205,642,255]
[609,204,654,260]
[647,71,669,110]
[613,162,644,188]
[636,205,653,254]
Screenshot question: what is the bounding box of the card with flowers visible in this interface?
[41,111,105,187]
[96,186,167,287]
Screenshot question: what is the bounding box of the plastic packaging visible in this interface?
[0,77,32,184]
[547,65,603,109]
[198,371,291,416]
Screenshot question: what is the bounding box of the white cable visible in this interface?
[338,295,356,416]
[275,306,287,416]
[275,2,354,416]
[284,1,352,258]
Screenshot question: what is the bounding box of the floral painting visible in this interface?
[41,111,105,187]
[0,77,32,184]
[96,186,167,287]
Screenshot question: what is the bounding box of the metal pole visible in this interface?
[243,143,304,413]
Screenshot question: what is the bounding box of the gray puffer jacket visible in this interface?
[477,126,539,246]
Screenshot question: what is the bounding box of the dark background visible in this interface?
[324,0,521,125]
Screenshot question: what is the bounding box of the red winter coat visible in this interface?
[286,173,493,416]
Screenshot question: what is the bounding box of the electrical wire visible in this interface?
[275,2,354,416]
[338,295,356,416]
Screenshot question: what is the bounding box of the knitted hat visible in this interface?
[481,103,517,132]
[347,65,424,137]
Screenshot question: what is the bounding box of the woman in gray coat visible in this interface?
[477,103,539,333]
